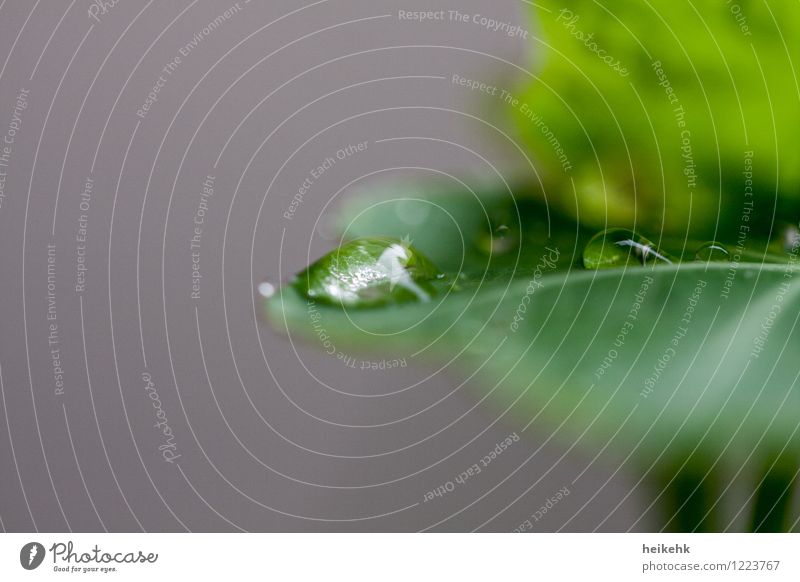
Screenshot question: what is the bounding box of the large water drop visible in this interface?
[292,237,441,307]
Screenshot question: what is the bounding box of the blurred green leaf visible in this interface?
[507,0,800,235]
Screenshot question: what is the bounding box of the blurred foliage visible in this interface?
[509,0,800,237]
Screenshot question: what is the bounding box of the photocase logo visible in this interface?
[20,542,46,570]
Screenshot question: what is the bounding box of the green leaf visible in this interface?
[265,183,800,529]
[268,185,800,467]
[507,1,800,235]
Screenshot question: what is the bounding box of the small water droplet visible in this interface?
[583,228,673,269]
[292,237,441,307]
[694,241,729,262]
[258,282,276,298]
[477,223,519,256]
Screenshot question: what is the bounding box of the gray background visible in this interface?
[0,0,643,531]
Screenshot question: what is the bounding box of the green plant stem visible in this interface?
[659,465,718,532]
[751,456,797,532]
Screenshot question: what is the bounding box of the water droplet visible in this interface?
[583,228,673,269]
[257,282,276,298]
[694,241,729,262]
[477,223,519,255]
[292,237,441,307]
[477,211,519,255]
